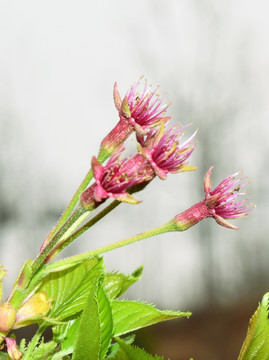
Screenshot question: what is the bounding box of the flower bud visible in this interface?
[4,337,22,360]
[14,291,52,329]
[0,303,16,333]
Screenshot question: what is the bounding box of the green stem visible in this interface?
[31,207,90,275]
[45,149,110,245]
[45,169,94,246]
[89,221,175,256]
[8,207,92,308]
[49,221,176,266]
[48,200,121,260]
[23,324,47,360]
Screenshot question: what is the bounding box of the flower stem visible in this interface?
[42,151,111,250]
[50,220,176,267]
[31,206,90,275]
[47,200,121,261]
[44,168,94,246]
[89,221,174,256]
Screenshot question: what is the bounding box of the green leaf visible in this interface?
[112,300,191,336]
[0,353,8,360]
[71,285,113,360]
[55,317,81,356]
[53,286,113,359]
[31,339,57,360]
[238,292,269,360]
[38,257,103,320]
[72,268,101,360]
[106,336,135,359]
[19,338,26,353]
[98,286,114,359]
[110,337,164,360]
[104,266,143,299]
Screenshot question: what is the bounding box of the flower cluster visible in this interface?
[0,78,253,360]
[81,79,196,210]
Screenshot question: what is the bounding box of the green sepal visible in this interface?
[121,97,131,118]
[8,259,33,308]
[238,292,269,360]
[103,266,143,299]
[110,337,164,360]
[112,299,191,336]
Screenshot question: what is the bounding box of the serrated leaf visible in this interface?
[72,268,101,360]
[60,317,81,353]
[112,300,191,336]
[19,338,26,353]
[53,316,78,344]
[58,286,113,360]
[98,286,114,359]
[111,337,164,360]
[106,336,135,359]
[38,257,103,320]
[238,292,269,360]
[104,266,143,299]
[31,340,57,360]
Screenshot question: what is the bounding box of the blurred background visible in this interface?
[0,1,268,359]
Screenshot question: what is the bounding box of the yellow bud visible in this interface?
[14,291,52,329]
[0,303,16,333]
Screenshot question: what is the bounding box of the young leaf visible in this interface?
[106,336,135,359]
[111,337,164,360]
[72,269,101,360]
[31,340,57,360]
[112,300,191,336]
[54,317,81,356]
[37,257,103,320]
[98,286,114,359]
[52,286,113,359]
[238,292,269,360]
[103,266,143,299]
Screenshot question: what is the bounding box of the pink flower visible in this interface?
[118,79,171,133]
[99,79,170,161]
[80,147,154,209]
[173,167,252,230]
[138,125,197,179]
[203,166,251,228]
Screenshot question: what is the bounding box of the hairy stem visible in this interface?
[31,207,90,275]
[47,200,121,261]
